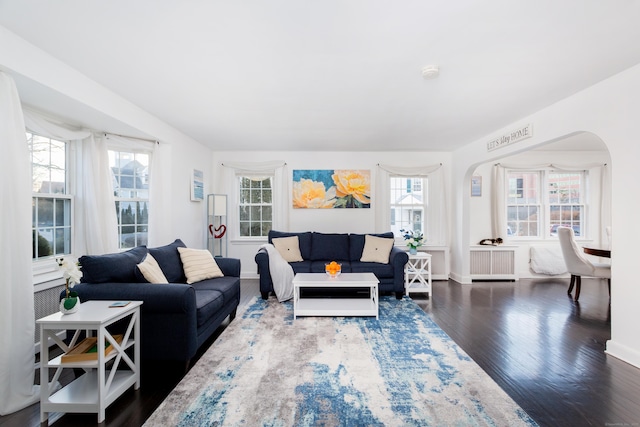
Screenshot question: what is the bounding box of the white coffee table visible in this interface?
[292,272,379,319]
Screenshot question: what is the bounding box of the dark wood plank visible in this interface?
[2,278,639,427]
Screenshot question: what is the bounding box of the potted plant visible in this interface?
[400,229,424,255]
[56,258,83,314]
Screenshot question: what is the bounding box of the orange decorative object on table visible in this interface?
[325,261,342,278]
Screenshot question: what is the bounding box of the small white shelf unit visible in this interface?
[37,300,142,425]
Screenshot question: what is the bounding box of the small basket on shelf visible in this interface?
[325,261,342,278]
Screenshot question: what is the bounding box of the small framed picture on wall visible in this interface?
[471,176,482,197]
[191,169,204,201]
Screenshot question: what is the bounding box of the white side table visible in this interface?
[405,252,432,296]
[37,300,142,425]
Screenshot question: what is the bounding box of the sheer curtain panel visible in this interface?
[0,71,39,414]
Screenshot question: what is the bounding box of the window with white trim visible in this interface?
[506,170,586,238]
[109,150,149,248]
[389,176,427,237]
[29,132,72,259]
[238,176,272,237]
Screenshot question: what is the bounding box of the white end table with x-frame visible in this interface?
[37,300,142,425]
[405,252,432,296]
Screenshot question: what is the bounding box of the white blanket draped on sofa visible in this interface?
[260,244,294,302]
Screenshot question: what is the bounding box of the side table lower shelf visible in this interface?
[43,370,137,412]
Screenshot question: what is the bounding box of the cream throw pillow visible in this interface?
[272,236,304,262]
[177,247,224,284]
[360,235,394,264]
[137,253,169,284]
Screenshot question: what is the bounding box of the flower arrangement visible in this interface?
[400,229,425,251]
[57,257,82,311]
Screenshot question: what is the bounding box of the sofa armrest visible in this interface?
[255,248,274,296]
[214,257,241,277]
[389,246,410,290]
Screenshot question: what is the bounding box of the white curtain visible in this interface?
[221,161,288,238]
[492,162,610,239]
[376,163,447,245]
[77,134,119,254]
[23,109,120,255]
[0,72,39,414]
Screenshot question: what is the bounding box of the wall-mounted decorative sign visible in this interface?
[191,169,204,201]
[486,123,533,152]
[292,169,371,209]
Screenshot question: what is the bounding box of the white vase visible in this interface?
[60,296,80,314]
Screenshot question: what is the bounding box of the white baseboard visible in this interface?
[605,339,640,369]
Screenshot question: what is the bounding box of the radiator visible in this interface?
[34,284,65,346]
[470,246,517,280]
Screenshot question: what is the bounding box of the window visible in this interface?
[238,176,272,237]
[109,151,149,248]
[548,172,585,237]
[506,170,586,238]
[390,176,427,237]
[29,132,72,259]
[507,172,541,237]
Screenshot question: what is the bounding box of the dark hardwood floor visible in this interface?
[2,277,638,427]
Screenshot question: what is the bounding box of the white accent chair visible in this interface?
[558,226,611,301]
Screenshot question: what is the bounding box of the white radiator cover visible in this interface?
[34,284,65,347]
[470,245,518,280]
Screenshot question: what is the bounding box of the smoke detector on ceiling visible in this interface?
[422,65,440,79]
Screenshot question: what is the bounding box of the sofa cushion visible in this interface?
[272,236,304,262]
[79,246,147,284]
[349,232,394,261]
[350,261,394,278]
[194,289,224,327]
[310,232,350,261]
[136,253,169,283]
[192,276,240,306]
[360,235,394,264]
[178,247,224,284]
[149,239,187,283]
[290,260,312,274]
[269,231,312,260]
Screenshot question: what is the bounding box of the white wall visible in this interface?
[469,149,610,279]
[211,150,451,278]
[452,63,640,368]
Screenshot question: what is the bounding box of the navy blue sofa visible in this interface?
[66,239,241,362]
[255,231,409,300]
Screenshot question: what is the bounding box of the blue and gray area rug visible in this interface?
[144,297,538,426]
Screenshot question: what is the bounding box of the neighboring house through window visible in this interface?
[507,170,586,238]
[109,150,149,248]
[390,176,427,237]
[238,175,273,237]
[29,131,72,259]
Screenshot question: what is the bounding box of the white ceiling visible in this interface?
[1,1,639,152]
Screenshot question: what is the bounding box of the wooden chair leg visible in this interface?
[568,275,576,295]
[574,276,582,301]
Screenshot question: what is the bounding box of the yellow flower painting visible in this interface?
[292,169,371,209]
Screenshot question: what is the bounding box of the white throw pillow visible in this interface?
[137,253,169,284]
[360,235,394,264]
[272,236,304,262]
[177,247,224,284]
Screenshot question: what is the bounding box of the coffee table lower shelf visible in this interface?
[295,298,378,318]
